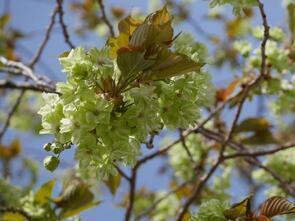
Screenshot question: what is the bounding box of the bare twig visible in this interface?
[0,56,53,86]
[96,0,115,37]
[124,167,137,221]
[135,180,192,221]
[197,127,295,197]
[0,79,57,94]
[257,0,270,77]
[177,86,249,220]
[56,0,75,49]
[29,5,58,68]
[0,5,58,143]
[0,90,25,143]
[114,164,131,182]
[179,129,195,164]
[224,143,295,159]
[177,5,271,215]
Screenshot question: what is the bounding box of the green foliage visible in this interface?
[169,134,207,180]
[233,40,252,57]
[0,176,99,221]
[209,0,258,15]
[0,92,42,133]
[253,149,295,183]
[190,199,228,221]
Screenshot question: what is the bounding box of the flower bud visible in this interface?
[43,143,52,152]
[44,156,59,172]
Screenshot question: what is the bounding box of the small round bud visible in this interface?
[51,143,63,154]
[43,143,52,152]
[44,156,59,172]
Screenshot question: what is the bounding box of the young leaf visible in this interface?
[240,130,278,146]
[60,201,100,218]
[118,16,142,36]
[0,139,22,159]
[0,13,10,30]
[129,21,173,49]
[129,6,173,48]
[235,118,271,133]
[223,196,252,220]
[54,177,99,218]
[34,179,56,205]
[287,4,295,35]
[108,33,129,59]
[1,212,26,221]
[148,5,171,25]
[146,47,203,80]
[216,79,239,102]
[258,196,295,218]
[104,173,121,195]
[117,50,154,86]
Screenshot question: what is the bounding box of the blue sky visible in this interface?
[1,0,286,220]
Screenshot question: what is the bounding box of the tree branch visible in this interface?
[224,143,295,159]
[257,0,270,77]
[124,167,137,221]
[29,5,59,68]
[56,0,75,49]
[0,4,58,143]
[0,79,57,94]
[177,83,250,220]
[96,0,115,37]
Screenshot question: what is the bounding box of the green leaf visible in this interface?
[240,130,278,146]
[58,50,71,58]
[0,13,10,29]
[129,6,173,48]
[235,118,271,133]
[1,212,26,221]
[60,201,100,218]
[118,16,142,36]
[117,50,154,86]
[55,177,99,218]
[35,179,56,204]
[192,199,228,221]
[288,4,295,35]
[104,173,121,195]
[108,33,129,58]
[147,47,203,80]
[223,196,252,220]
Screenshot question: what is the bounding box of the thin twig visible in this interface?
[197,127,295,197]
[177,6,271,214]
[114,164,131,182]
[0,5,58,143]
[177,85,249,220]
[124,167,137,221]
[0,56,53,86]
[0,79,57,94]
[56,0,75,49]
[29,5,59,68]
[135,180,192,221]
[0,91,24,143]
[224,143,295,159]
[179,129,195,164]
[257,0,270,77]
[96,0,115,37]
